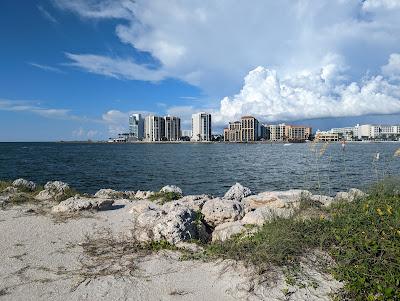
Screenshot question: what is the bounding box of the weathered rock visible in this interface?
[310,195,334,207]
[12,178,36,191]
[3,186,18,194]
[162,194,211,212]
[334,188,366,203]
[153,207,197,244]
[160,185,183,195]
[94,188,125,199]
[224,183,252,202]
[131,204,198,244]
[52,196,114,213]
[201,198,244,227]
[242,206,294,226]
[212,221,246,242]
[242,190,312,213]
[129,200,160,215]
[35,181,71,201]
[123,191,137,199]
[134,190,155,200]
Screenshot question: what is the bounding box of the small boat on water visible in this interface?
[284,143,292,146]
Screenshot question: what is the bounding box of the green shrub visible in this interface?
[204,179,400,300]
[148,191,182,205]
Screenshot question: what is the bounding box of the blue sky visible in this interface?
[1,0,400,141]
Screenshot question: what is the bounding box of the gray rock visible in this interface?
[135,190,155,200]
[160,185,183,195]
[153,207,197,244]
[310,195,334,207]
[242,190,312,213]
[129,200,160,215]
[242,206,294,226]
[52,196,114,213]
[132,208,164,242]
[94,189,125,199]
[162,194,211,212]
[224,183,252,202]
[201,198,244,227]
[334,188,366,203]
[12,178,36,191]
[212,221,246,242]
[35,181,70,201]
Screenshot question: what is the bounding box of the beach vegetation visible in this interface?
[148,191,182,204]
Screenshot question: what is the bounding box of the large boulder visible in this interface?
[162,194,211,212]
[35,181,70,201]
[334,188,366,203]
[94,189,125,199]
[12,178,36,191]
[242,206,294,226]
[242,190,312,213]
[52,196,114,213]
[212,221,246,242]
[201,198,244,227]
[160,185,183,195]
[134,190,155,200]
[224,183,252,202]
[153,207,197,244]
[131,204,198,244]
[310,195,334,207]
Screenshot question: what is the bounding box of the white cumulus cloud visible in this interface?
[215,55,400,124]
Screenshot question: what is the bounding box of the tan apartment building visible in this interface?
[285,125,312,142]
[315,131,339,142]
[241,116,259,142]
[224,116,260,142]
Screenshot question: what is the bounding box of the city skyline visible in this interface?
[1,1,400,141]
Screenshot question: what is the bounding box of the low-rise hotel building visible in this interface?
[315,131,339,142]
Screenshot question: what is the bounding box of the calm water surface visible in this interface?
[0,142,399,196]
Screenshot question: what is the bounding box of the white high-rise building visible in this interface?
[128,113,144,140]
[144,115,165,142]
[191,112,212,141]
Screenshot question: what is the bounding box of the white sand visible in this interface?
[0,201,341,301]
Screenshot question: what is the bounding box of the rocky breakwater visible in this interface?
[0,179,367,245]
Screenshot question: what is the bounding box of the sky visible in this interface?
[1,0,400,141]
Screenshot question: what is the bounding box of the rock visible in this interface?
[242,206,294,226]
[153,207,197,244]
[3,186,18,194]
[131,204,198,244]
[242,190,312,213]
[175,242,204,253]
[212,221,246,242]
[12,178,36,191]
[94,189,125,199]
[129,200,160,215]
[201,198,244,227]
[162,194,211,212]
[160,185,183,195]
[52,196,114,213]
[35,181,71,201]
[310,195,334,207]
[224,183,252,202]
[334,188,366,203]
[134,190,155,200]
[123,191,137,199]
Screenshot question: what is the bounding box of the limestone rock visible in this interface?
[52,196,114,213]
[35,181,70,201]
[334,188,366,203]
[310,195,334,207]
[201,198,244,227]
[94,188,125,199]
[162,194,211,212]
[135,190,155,200]
[129,200,159,215]
[224,183,252,202]
[12,178,36,191]
[242,190,312,213]
[212,221,246,242]
[242,206,294,226]
[153,207,197,244]
[160,185,183,195]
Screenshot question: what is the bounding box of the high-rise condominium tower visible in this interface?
[191,112,212,142]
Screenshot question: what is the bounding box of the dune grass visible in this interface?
[203,178,400,301]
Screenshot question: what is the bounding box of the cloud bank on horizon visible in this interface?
[51,0,400,127]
